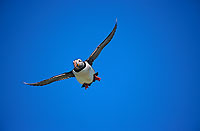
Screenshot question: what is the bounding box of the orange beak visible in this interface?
[73,61,77,67]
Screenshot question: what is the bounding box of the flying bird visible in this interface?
[24,19,117,90]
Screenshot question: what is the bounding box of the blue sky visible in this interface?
[1,0,200,131]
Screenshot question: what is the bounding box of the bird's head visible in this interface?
[73,59,85,70]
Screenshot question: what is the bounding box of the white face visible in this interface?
[73,59,83,68]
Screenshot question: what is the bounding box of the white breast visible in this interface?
[73,61,95,84]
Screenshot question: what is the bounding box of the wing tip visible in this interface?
[115,18,118,28]
[23,81,32,86]
[23,81,39,86]
[23,81,28,85]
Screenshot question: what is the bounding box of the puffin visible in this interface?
[24,19,117,90]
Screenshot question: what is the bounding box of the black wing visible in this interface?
[86,19,117,65]
[24,71,75,86]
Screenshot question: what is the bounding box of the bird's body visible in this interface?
[24,19,117,90]
[73,61,95,84]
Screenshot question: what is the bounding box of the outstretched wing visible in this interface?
[24,71,75,86]
[86,19,117,65]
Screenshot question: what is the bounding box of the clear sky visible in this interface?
[1,0,200,131]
